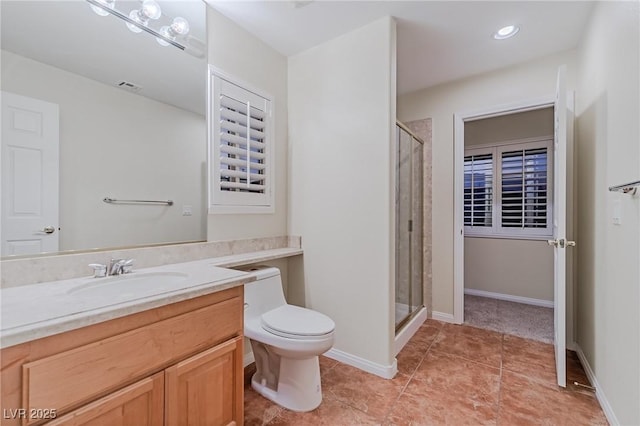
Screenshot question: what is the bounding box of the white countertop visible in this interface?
[0,259,255,349]
[210,247,303,268]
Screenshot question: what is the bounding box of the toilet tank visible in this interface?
[240,266,287,318]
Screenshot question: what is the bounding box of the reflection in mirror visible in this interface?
[0,0,208,258]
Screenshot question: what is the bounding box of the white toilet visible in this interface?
[243,266,335,412]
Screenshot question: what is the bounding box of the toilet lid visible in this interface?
[261,305,335,337]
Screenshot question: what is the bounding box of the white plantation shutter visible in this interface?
[210,70,274,212]
[500,146,549,231]
[464,151,493,228]
[464,139,552,239]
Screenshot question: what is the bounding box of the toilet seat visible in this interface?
[261,305,335,340]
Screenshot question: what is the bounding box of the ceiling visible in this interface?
[207,1,595,95]
[1,1,207,115]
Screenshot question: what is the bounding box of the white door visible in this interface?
[551,66,569,388]
[1,92,60,256]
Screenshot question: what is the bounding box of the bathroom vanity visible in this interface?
[0,262,254,426]
[0,239,303,425]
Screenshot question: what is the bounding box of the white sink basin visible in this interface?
[67,272,190,299]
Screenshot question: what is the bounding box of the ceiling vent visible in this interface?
[116,81,143,93]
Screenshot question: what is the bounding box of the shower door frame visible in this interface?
[395,120,425,332]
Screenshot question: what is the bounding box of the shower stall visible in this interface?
[395,121,424,331]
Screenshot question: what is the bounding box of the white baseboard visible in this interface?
[394,307,428,356]
[324,348,397,379]
[575,345,620,426]
[464,288,554,308]
[431,311,456,323]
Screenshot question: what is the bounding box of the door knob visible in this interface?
[548,238,566,248]
[42,226,56,234]
[548,238,575,248]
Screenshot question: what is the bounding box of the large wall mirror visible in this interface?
[1,0,208,258]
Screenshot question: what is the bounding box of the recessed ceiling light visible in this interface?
[493,25,520,40]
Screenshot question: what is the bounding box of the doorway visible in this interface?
[1,91,60,256]
[462,107,555,342]
[453,79,575,387]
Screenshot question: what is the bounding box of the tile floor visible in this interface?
[244,320,608,425]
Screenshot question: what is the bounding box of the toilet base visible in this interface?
[251,356,323,412]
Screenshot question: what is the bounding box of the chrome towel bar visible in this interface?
[103,197,174,206]
[608,180,640,195]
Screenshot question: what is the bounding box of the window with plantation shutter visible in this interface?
[500,146,549,230]
[464,151,493,228]
[209,68,274,213]
[464,139,552,239]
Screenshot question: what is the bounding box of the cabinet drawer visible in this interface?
[22,296,241,424]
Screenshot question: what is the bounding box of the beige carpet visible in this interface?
[464,294,554,344]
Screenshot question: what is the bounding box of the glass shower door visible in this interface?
[395,123,424,330]
[395,126,412,328]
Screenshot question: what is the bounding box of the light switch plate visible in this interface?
[612,199,622,225]
[182,205,193,216]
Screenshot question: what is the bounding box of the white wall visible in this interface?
[1,50,206,251]
[465,107,554,146]
[398,49,578,316]
[464,108,554,302]
[289,17,397,373]
[575,2,640,424]
[206,7,288,241]
[464,239,553,301]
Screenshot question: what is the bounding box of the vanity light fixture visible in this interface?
[493,25,520,40]
[85,0,202,57]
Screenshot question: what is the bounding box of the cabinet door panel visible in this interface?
[165,337,243,426]
[46,373,163,426]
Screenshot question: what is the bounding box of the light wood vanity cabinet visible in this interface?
[47,373,165,426]
[0,286,245,426]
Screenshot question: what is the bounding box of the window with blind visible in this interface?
[464,152,493,228]
[500,146,549,230]
[209,69,274,213]
[464,139,552,239]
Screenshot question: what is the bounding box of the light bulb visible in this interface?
[90,0,114,16]
[493,25,519,40]
[170,17,190,36]
[126,10,144,33]
[141,0,161,20]
[497,25,515,36]
[156,26,172,46]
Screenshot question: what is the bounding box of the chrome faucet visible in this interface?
[108,258,134,276]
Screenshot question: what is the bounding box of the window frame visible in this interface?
[464,137,553,240]
[208,66,275,214]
